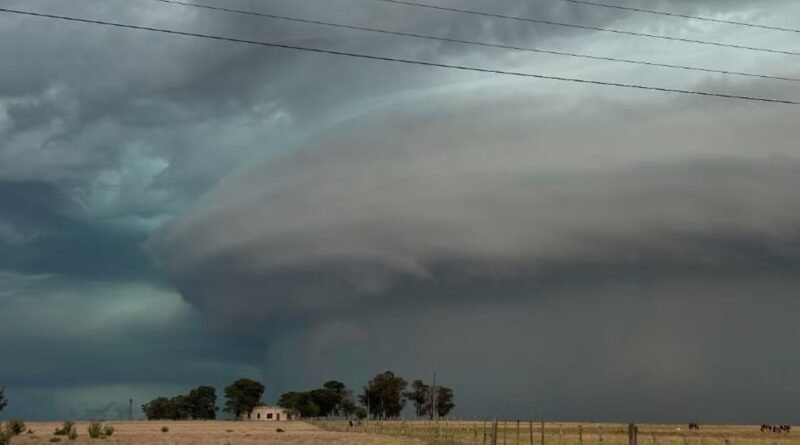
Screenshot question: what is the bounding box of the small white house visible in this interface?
[243,405,291,421]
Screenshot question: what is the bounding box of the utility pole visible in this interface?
[128,398,133,421]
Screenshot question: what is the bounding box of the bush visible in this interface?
[276,428,285,433]
[161,426,169,433]
[354,407,367,420]
[87,422,103,439]
[7,420,25,435]
[102,425,115,437]
[50,438,62,443]
[55,421,75,436]
[0,424,13,445]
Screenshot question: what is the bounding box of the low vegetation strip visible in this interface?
[4,421,427,445]
[314,420,797,445]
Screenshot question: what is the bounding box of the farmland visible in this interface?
[314,420,798,445]
[6,421,424,445]
[6,421,796,445]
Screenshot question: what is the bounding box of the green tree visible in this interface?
[435,386,455,418]
[0,387,6,413]
[186,385,217,420]
[277,392,320,418]
[322,381,347,416]
[321,380,360,418]
[224,378,265,419]
[170,395,192,420]
[359,371,407,419]
[142,397,174,420]
[309,389,337,417]
[404,380,432,418]
[341,397,357,419]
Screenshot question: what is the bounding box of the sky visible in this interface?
[1,0,800,423]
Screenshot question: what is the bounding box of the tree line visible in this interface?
[141,371,454,420]
[278,371,454,420]
[142,378,265,420]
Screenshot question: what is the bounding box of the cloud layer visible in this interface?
[1,0,800,421]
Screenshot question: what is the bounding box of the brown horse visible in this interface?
[762,424,791,433]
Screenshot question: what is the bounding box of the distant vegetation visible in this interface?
[405,379,455,419]
[278,380,357,418]
[278,372,454,420]
[223,378,265,419]
[0,387,6,413]
[53,421,75,436]
[0,420,25,445]
[142,370,454,421]
[142,385,218,420]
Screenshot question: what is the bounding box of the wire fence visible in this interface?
[312,420,796,445]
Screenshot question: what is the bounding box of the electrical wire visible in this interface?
[1,7,798,106]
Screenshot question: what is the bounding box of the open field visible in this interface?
[315,421,797,445]
[7,421,426,445]
[5,421,796,445]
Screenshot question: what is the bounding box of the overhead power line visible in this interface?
[1,7,799,106]
[555,0,800,34]
[151,0,800,83]
[374,0,800,57]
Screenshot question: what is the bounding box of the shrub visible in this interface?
[0,424,13,445]
[50,438,62,443]
[87,422,104,439]
[225,429,233,433]
[102,425,115,437]
[161,426,169,433]
[27,429,34,434]
[8,420,25,435]
[55,421,75,436]
[276,428,285,433]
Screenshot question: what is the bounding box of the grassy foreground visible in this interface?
[314,420,796,445]
[9,421,426,445]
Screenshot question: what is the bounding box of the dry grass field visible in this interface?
[7,421,427,445]
[6,421,796,445]
[315,421,797,445]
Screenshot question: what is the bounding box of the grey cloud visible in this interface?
[146,69,800,423]
[0,272,264,419]
[3,0,800,423]
[151,79,800,321]
[259,275,800,423]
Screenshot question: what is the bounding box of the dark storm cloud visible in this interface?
[149,66,800,421]
[2,0,800,422]
[0,272,265,419]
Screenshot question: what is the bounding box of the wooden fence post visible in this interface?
[598,426,603,445]
[504,420,508,445]
[517,420,521,445]
[484,421,488,445]
[491,420,499,445]
[541,420,545,445]
[530,420,534,445]
[579,425,583,445]
[628,424,638,445]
